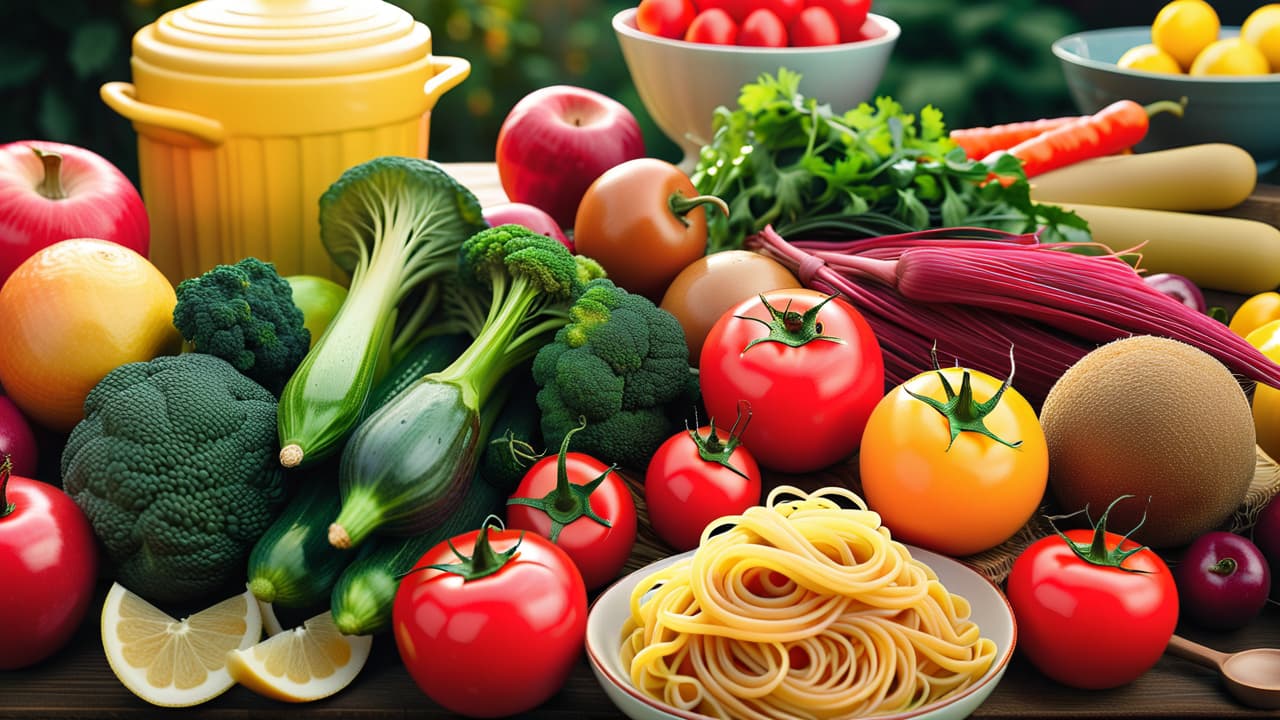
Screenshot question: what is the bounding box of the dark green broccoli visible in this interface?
[61,353,288,605]
[173,257,309,395]
[531,278,697,471]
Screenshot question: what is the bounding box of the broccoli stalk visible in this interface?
[276,157,486,468]
[327,225,604,550]
[172,257,310,395]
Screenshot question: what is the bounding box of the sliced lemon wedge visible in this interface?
[101,582,263,707]
[226,610,372,703]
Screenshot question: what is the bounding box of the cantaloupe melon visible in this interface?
[1039,335,1255,548]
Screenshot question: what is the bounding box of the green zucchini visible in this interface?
[329,468,504,635]
[365,332,472,413]
[247,467,354,609]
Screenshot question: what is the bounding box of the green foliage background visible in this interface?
[0,0,1264,184]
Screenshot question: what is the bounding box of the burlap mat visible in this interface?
[622,445,1280,586]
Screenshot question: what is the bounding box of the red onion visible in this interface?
[1143,273,1207,313]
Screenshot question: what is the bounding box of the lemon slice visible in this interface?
[101,582,263,707]
[226,611,373,703]
[258,599,286,637]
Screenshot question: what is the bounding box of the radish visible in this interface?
[0,395,37,477]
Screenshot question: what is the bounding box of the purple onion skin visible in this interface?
[1253,498,1280,599]
[1175,531,1271,630]
[1143,273,1207,313]
[483,202,573,252]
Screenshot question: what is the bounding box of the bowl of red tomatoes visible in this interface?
[613,1,900,171]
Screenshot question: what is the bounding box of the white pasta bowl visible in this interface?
[586,545,1016,720]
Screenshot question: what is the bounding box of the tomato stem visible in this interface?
[738,293,847,352]
[506,418,614,542]
[688,402,753,480]
[31,147,67,200]
[905,343,1022,450]
[0,455,13,518]
[668,191,729,229]
[408,516,522,582]
[1046,495,1153,573]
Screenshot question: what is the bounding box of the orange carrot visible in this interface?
[988,98,1186,179]
[950,116,1080,159]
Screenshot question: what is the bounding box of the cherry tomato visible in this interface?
[804,0,872,43]
[506,425,637,590]
[393,522,588,717]
[574,157,726,301]
[695,0,752,23]
[636,0,697,39]
[788,5,840,46]
[859,355,1048,557]
[1230,291,1280,338]
[684,8,740,44]
[738,8,788,46]
[645,409,762,551]
[758,0,803,25]
[0,457,99,670]
[699,288,883,474]
[1006,497,1179,690]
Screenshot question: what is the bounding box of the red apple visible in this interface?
[482,202,574,253]
[0,140,149,288]
[495,86,645,229]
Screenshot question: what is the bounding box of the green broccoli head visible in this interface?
[172,257,310,395]
[61,353,288,605]
[532,278,697,470]
[460,223,584,300]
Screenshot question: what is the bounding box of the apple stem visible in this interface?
[0,455,14,519]
[668,191,729,229]
[32,147,67,200]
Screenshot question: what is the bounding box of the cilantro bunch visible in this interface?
[691,69,1090,252]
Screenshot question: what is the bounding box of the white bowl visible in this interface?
[613,8,900,171]
[586,546,1016,720]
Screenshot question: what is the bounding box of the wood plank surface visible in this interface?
[4,163,1280,719]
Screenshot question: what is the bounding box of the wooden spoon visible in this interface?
[1166,634,1280,709]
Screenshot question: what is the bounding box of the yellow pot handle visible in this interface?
[100,82,226,146]
[423,56,471,108]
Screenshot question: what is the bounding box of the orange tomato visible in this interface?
[0,238,182,432]
[859,363,1048,557]
[1229,291,1280,338]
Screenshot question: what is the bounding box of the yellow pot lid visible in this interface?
[133,0,432,79]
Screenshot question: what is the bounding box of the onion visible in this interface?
[482,202,573,252]
[1174,530,1271,630]
[1143,272,1206,313]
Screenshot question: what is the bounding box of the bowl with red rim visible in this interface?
[585,545,1016,720]
[612,7,900,172]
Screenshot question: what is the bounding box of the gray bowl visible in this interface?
[1053,26,1280,173]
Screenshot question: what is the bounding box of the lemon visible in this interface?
[101,583,263,707]
[1190,37,1271,75]
[226,611,373,703]
[1117,43,1184,73]
[259,599,286,637]
[1242,3,1280,72]
[1151,0,1221,70]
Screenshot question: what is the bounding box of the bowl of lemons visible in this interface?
[1053,1,1280,172]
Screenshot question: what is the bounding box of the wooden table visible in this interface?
[5,164,1280,719]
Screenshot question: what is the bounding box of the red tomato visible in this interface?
[393,524,588,717]
[636,0,697,39]
[789,6,840,45]
[859,360,1048,557]
[804,0,872,43]
[1006,498,1179,690]
[695,0,752,22]
[685,8,740,44]
[0,458,99,670]
[573,157,725,301]
[738,8,788,47]
[645,412,762,551]
[506,426,637,590]
[757,0,803,25]
[699,288,883,474]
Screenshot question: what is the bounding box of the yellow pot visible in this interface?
[100,0,469,284]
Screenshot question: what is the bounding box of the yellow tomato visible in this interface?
[1190,37,1271,75]
[1247,319,1280,461]
[1243,4,1280,72]
[1152,0,1221,70]
[1117,43,1184,74]
[1230,291,1280,337]
[0,239,182,432]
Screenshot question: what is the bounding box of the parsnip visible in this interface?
[1031,144,1257,212]
[1058,202,1280,295]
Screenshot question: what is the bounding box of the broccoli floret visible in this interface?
[532,278,697,470]
[173,257,309,395]
[61,353,288,605]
